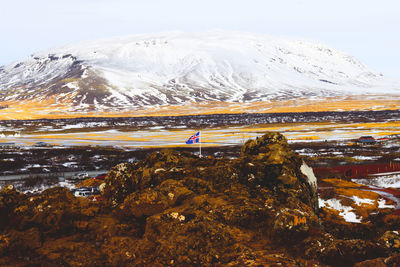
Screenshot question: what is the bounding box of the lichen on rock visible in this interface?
[2,132,396,265]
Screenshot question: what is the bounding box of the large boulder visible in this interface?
[102,132,320,246]
[0,132,328,265]
[240,132,318,212]
[103,150,200,206]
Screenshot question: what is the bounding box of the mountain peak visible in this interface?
[0,31,398,115]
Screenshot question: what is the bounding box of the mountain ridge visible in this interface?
[0,30,399,115]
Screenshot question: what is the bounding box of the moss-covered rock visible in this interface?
[5,132,394,265]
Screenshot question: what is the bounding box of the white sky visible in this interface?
[1,0,399,78]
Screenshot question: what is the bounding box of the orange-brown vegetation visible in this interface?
[76,178,104,188]
[0,95,399,120]
[322,178,365,188]
[1,133,400,266]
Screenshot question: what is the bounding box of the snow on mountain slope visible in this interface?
[0,30,399,112]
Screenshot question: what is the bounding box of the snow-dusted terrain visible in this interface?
[0,30,399,111]
[319,196,396,223]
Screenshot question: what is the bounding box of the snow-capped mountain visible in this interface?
[0,30,398,112]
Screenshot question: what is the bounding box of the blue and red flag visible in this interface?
[185,132,200,144]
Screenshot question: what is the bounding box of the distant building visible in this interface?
[377,137,389,143]
[356,136,376,145]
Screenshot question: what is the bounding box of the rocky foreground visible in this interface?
[1,132,400,266]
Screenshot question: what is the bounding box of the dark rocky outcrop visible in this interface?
[0,132,399,266]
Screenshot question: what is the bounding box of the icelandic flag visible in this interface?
[186,132,200,144]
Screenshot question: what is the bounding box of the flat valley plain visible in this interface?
[0,110,399,178]
[0,95,399,120]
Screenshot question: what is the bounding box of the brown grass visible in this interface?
[0,95,399,120]
[322,178,365,188]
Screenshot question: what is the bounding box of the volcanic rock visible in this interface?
[354,254,400,267]
[0,185,24,230]
[302,233,387,266]
[379,231,400,252]
[2,132,399,265]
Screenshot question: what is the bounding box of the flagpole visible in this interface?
[199,131,202,158]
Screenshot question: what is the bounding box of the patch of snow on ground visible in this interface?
[352,155,381,161]
[319,198,361,223]
[66,82,79,90]
[378,198,396,209]
[353,174,400,188]
[58,181,76,190]
[62,123,87,130]
[22,180,76,195]
[149,126,165,130]
[352,196,374,206]
[25,164,42,168]
[296,152,320,157]
[62,162,78,168]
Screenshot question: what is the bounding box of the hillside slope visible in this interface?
[0,30,399,117]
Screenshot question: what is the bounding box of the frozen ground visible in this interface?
[319,195,396,223]
[353,174,400,188]
[0,110,399,147]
